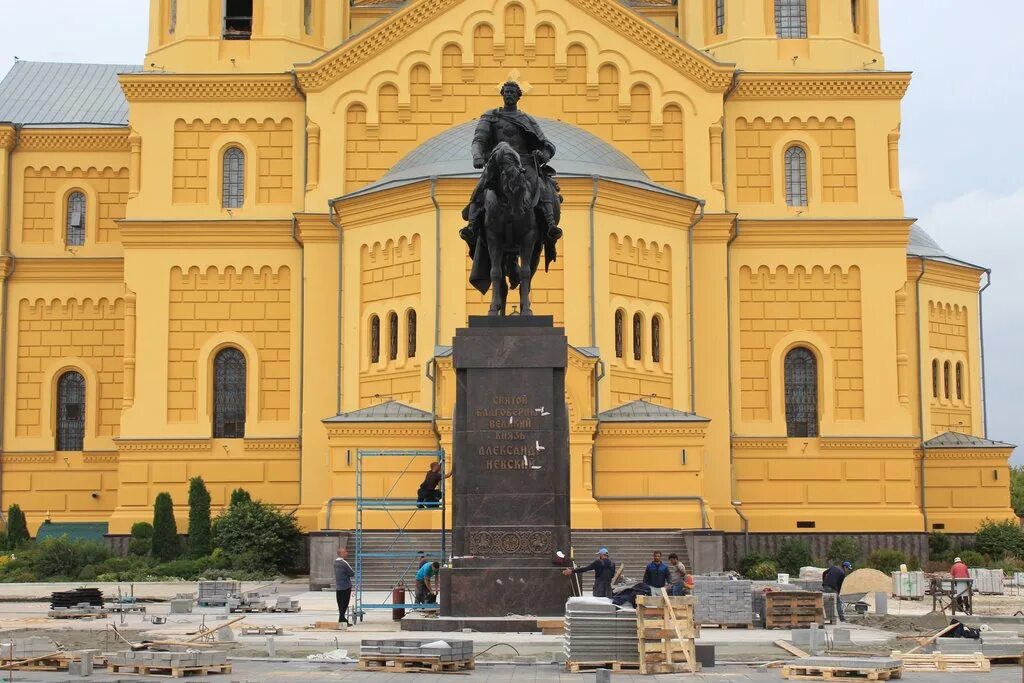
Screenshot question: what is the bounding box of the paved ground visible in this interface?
[4,660,1024,682]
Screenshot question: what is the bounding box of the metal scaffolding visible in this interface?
[351,448,447,623]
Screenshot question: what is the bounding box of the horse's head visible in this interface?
[487,142,531,214]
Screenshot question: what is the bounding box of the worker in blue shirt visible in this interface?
[643,551,670,589]
[415,560,440,604]
[563,547,616,598]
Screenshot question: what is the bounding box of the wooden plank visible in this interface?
[774,640,810,658]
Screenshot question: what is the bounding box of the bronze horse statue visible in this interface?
[469,141,559,316]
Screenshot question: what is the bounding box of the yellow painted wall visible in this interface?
[0,0,1013,536]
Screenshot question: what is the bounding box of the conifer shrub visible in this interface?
[150,493,181,562]
[187,477,213,558]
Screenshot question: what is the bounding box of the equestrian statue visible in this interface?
[460,81,563,316]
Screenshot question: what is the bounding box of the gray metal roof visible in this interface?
[598,399,709,423]
[0,61,143,127]
[323,399,433,423]
[907,223,986,271]
[343,117,689,199]
[923,431,1015,449]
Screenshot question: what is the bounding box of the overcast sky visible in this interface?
[0,2,1021,460]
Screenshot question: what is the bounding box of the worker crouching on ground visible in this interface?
[416,462,453,508]
[667,553,691,595]
[643,551,669,590]
[415,560,440,605]
[333,546,355,625]
[821,560,851,623]
[563,547,616,598]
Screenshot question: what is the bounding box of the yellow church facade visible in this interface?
[0,0,1013,541]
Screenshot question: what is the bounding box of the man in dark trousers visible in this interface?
[563,547,616,598]
[333,546,355,625]
[416,461,452,508]
[643,551,670,590]
[822,560,851,623]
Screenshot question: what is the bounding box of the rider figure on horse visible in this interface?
[460,81,562,250]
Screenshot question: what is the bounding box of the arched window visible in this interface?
[651,315,662,363]
[784,347,818,438]
[222,147,245,208]
[715,0,725,34]
[633,313,643,361]
[943,361,951,400]
[931,359,939,398]
[407,310,417,358]
[614,309,624,359]
[369,315,380,364]
[955,362,964,401]
[224,0,253,39]
[388,312,399,361]
[213,348,246,438]
[304,0,314,35]
[775,0,808,38]
[56,371,85,451]
[66,191,86,247]
[784,145,808,207]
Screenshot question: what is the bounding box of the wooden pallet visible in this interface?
[635,589,699,674]
[988,653,1024,666]
[109,662,232,678]
[781,662,902,681]
[0,655,107,672]
[766,592,825,630]
[357,656,475,673]
[264,606,301,613]
[891,651,990,672]
[565,660,640,673]
[241,625,284,635]
[699,622,754,629]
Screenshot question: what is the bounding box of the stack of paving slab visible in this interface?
[691,576,753,626]
[0,637,60,659]
[48,602,107,618]
[360,638,473,661]
[563,597,639,664]
[968,568,1005,595]
[107,650,228,669]
[930,631,1024,659]
[198,580,240,606]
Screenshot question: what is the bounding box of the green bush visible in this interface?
[230,488,252,507]
[959,550,986,567]
[187,477,213,558]
[78,565,99,581]
[827,537,862,564]
[774,540,813,576]
[152,557,210,580]
[6,504,30,548]
[866,548,908,575]
[213,500,301,573]
[975,519,1024,559]
[128,538,151,557]
[928,532,952,561]
[151,492,181,562]
[908,555,921,571]
[747,560,780,580]
[31,536,110,580]
[999,556,1024,574]
[737,551,773,576]
[131,522,154,539]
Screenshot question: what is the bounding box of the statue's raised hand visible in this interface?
[473,156,485,169]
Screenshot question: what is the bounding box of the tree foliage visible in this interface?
[774,540,813,575]
[187,477,213,558]
[1010,466,1024,516]
[150,492,181,562]
[826,537,862,565]
[975,518,1024,559]
[866,548,908,574]
[213,500,302,573]
[6,504,29,548]
[229,488,252,508]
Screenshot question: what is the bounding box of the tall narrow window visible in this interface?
[784,347,818,438]
[388,312,399,361]
[369,315,380,364]
[222,147,245,209]
[850,0,860,32]
[931,359,939,398]
[407,310,417,359]
[213,348,246,438]
[66,191,86,247]
[955,362,964,401]
[224,0,253,39]
[775,0,808,39]
[304,0,314,35]
[56,371,85,451]
[943,361,951,400]
[633,313,643,361]
[614,310,624,359]
[715,0,725,35]
[784,145,808,207]
[651,315,662,363]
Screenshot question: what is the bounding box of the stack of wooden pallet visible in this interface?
[765,591,825,630]
[780,657,903,681]
[891,650,991,673]
[635,589,699,674]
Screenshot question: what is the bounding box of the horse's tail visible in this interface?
[503,252,521,290]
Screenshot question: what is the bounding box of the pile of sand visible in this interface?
[840,568,892,597]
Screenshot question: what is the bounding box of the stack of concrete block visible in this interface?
[270,595,300,612]
[360,639,473,661]
[563,597,639,664]
[108,650,228,670]
[968,569,1005,595]
[892,571,925,598]
[198,581,240,606]
[691,577,753,626]
[930,630,1024,658]
[0,637,59,659]
[170,598,193,614]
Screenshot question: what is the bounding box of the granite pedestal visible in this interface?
[441,316,572,618]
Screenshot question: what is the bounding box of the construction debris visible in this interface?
[306,649,352,662]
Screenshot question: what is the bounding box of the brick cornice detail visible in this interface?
[0,452,57,464]
[732,437,788,449]
[18,129,131,152]
[10,258,124,283]
[732,73,912,100]
[599,425,708,437]
[83,452,119,464]
[820,437,920,450]
[295,0,732,93]
[295,213,338,243]
[325,426,437,439]
[0,126,15,151]
[115,439,212,452]
[244,438,301,452]
[120,74,301,102]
